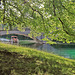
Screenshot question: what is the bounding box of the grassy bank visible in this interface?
[19,40,35,45]
[0,42,75,75]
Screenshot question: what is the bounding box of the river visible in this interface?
[21,43,75,60]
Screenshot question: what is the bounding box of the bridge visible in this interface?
[0,30,30,36]
[0,30,43,43]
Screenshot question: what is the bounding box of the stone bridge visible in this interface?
[0,30,30,36]
[0,30,42,43]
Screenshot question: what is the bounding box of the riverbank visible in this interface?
[0,42,75,75]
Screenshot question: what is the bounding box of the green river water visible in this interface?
[21,44,75,60]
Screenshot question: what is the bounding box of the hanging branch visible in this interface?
[8,3,24,18]
[59,0,75,15]
[52,0,75,36]
[0,0,1,5]
[58,17,75,36]
[23,0,44,21]
[31,10,34,17]
[61,5,74,15]
[29,5,44,21]
[29,5,49,32]
[53,0,56,16]
[3,0,5,24]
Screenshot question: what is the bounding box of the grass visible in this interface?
[19,40,35,45]
[0,42,75,75]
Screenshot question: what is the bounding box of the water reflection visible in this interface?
[21,43,75,59]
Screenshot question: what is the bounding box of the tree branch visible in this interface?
[53,0,56,16]
[31,10,34,17]
[29,5,49,33]
[61,5,74,15]
[58,17,75,36]
[29,5,44,21]
[7,3,24,18]
[0,0,1,5]
[3,0,5,24]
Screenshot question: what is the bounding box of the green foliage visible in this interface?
[0,42,75,75]
[0,0,75,43]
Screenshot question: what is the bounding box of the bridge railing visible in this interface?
[0,30,30,36]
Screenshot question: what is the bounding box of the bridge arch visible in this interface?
[0,30,34,40]
[0,30,41,42]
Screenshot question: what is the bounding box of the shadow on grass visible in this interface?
[0,50,75,75]
[0,50,41,75]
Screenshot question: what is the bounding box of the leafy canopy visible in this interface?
[0,0,75,44]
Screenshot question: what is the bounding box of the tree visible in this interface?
[0,0,75,44]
